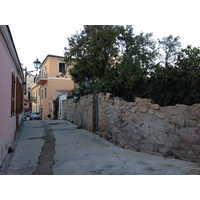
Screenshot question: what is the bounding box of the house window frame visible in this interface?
[11,72,15,117]
[58,62,66,73]
[44,88,47,98]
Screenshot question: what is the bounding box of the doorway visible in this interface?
[40,108,43,120]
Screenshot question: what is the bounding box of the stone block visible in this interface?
[135,97,153,104]
[176,104,189,113]
[118,101,126,107]
[124,111,131,117]
[119,117,128,127]
[100,96,105,102]
[148,108,155,115]
[169,109,179,116]
[139,104,150,113]
[195,127,200,135]
[155,112,166,119]
[196,108,200,117]
[181,134,194,143]
[143,98,153,104]
[185,118,198,127]
[135,97,142,103]
[106,93,113,99]
[151,104,160,110]
[130,108,136,113]
[114,98,120,106]
[169,115,185,126]
[139,106,148,113]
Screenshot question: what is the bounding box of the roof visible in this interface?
[40,54,64,68]
[1,25,24,81]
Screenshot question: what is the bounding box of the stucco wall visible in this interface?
[0,26,23,167]
[37,56,74,120]
[62,93,200,163]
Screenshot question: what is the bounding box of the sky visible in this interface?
[2,0,200,72]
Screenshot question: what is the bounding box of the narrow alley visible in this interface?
[1,120,200,175]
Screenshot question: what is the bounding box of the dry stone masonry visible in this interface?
[62,93,200,163]
[62,94,94,132]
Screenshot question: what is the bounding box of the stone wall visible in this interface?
[62,94,94,132]
[63,93,200,163]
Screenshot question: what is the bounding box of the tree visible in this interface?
[143,64,179,105]
[64,27,199,105]
[64,25,122,85]
[175,45,200,105]
[143,44,200,106]
[64,25,157,101]
[99,28,157,101]
[158,35,181,67]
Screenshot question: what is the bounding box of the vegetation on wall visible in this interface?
[64,25,200,106]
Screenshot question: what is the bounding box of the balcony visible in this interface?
[31,96,37,103]
[36,75,47,84]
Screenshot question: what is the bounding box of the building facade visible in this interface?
[32,55,74,120]
[24,74,35,114]
[0,25,24,167]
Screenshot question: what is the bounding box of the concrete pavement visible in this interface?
[1,119,200,175]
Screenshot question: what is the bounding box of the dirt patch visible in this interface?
[32,121,55,175]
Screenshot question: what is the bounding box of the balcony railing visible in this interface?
[36,75,47,84]
[30,96,37,103]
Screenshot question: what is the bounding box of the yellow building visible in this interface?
[31,82,41,113]
[32,55,74,120]
[24,75,35,113]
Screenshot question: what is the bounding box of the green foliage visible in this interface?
[64,25,156,101]
[65,25,121,84]
[158,35,181,67]
[64,25,200,105]
[68,79,96,103]
[143,45,200,105]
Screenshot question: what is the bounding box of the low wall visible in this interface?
[62,95,94,132]
[63,93,200,163]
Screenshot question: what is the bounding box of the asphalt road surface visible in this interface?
[1,120,200,175]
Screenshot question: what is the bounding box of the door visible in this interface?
[40,108,43,120]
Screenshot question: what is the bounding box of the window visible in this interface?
[49,103,51,113]
[45,88,47,98]
[41,89,43,99]
[33,91,35,99]
[11,73,15,116]
[58,62,66,73]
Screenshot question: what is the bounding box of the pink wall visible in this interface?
[0,26,23,166]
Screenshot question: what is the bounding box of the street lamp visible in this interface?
[33,58,41,71]
[23,58,41,94]
[22,58,41,120]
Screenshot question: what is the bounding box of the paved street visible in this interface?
[1,120,200,175]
